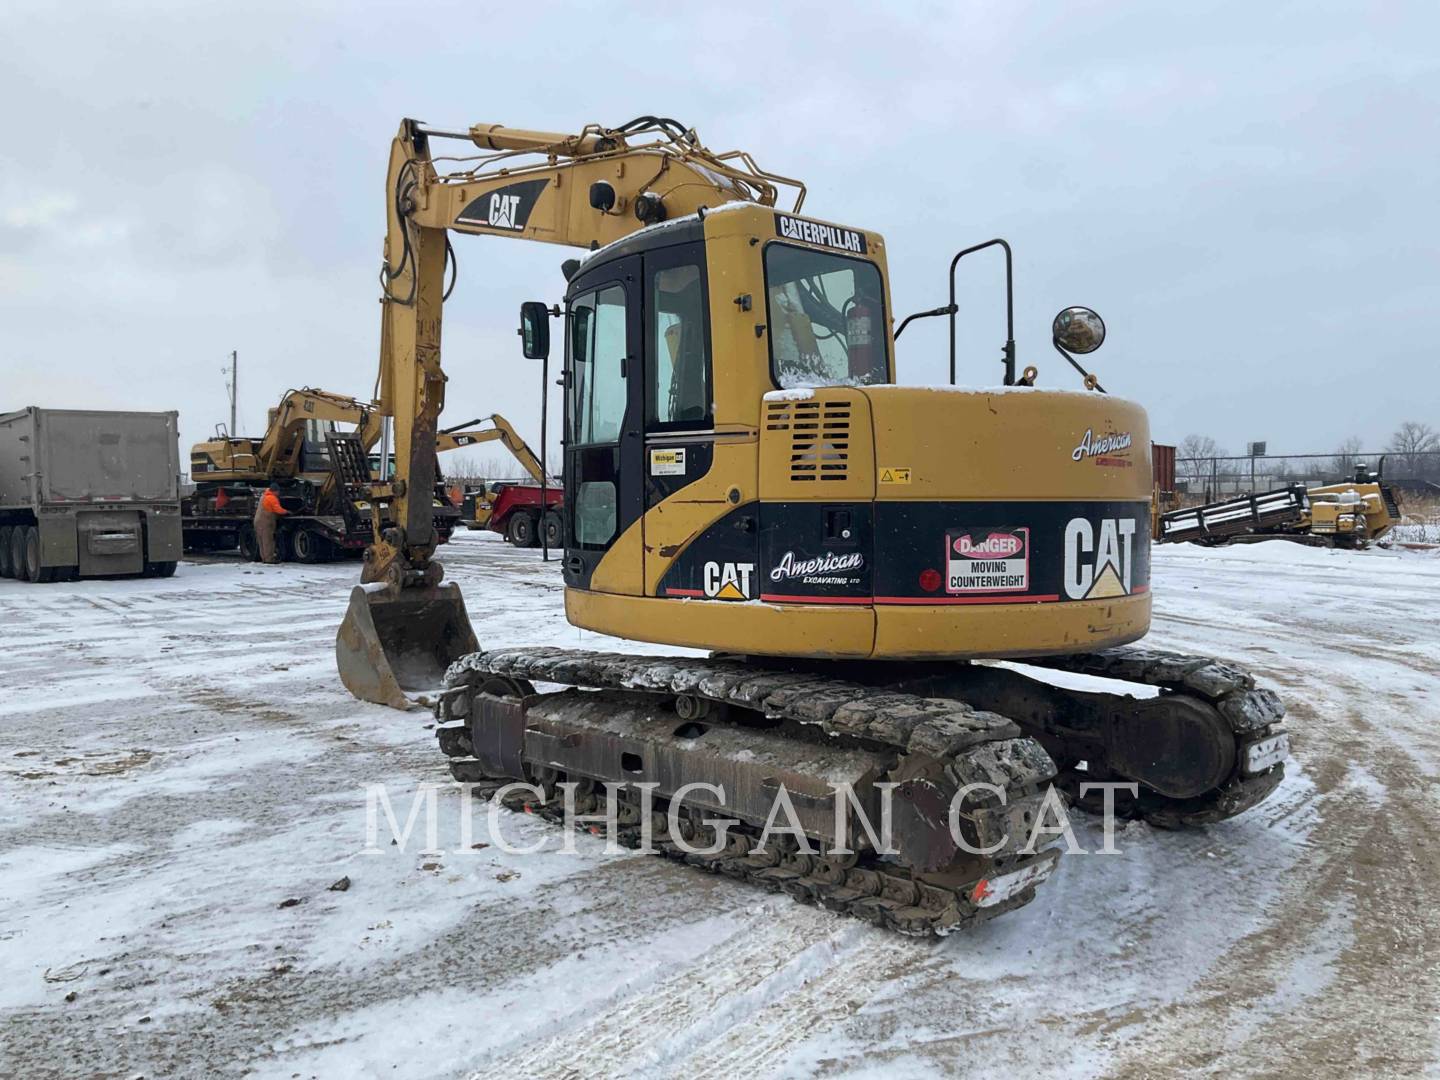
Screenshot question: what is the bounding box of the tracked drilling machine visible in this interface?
[337,117,1291,934]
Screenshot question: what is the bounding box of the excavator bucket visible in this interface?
[336,583,480,710]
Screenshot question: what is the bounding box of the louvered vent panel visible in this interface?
[766,400,851,482]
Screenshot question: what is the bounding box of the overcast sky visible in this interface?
[3,0,1436,467]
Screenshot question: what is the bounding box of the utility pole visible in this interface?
[223,350,239,435]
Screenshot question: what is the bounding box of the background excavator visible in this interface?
[185,386,460,561]
[434,414,565,546]
[335,116,1291,935]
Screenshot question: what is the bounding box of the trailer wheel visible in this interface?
[146,561,178,578]
[239,525,260,562]
[542,510,563,549]
[506,511,538,548]
[291,528,327,564]
[0,526,12,578]
[22,527,55,583]
[10,527,30,582]
[7,527,25,581]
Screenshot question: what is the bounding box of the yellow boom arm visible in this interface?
[437,414,548,485]
[256,387,375,477]
[368,116,803,586]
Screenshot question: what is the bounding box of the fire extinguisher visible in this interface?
[845,296,875,380]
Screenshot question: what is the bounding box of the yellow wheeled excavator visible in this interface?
[337,116,1291,935]
[185,386,459,561]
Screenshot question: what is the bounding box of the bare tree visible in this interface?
[1330,435,1363,479]
[1387,421,1439,479]
[1179,434,1221,460]
[439,452,531,487]
[1177,433,1224,491]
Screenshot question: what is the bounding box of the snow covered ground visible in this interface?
[2,533,1438,1078]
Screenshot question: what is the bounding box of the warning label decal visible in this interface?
[946,527,1031,594]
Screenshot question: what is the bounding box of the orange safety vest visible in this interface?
[260,489,289,516]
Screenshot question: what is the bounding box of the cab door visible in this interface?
[562,255,645,593]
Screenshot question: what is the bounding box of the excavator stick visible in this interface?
[336,583,479,710]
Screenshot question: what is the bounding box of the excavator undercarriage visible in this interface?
[435,649,1062,935]
[431,644,1288,932]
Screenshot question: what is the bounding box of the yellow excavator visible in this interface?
[436,414,564,543]
[186,386,458,561]
[188,387,382,483]
[336,117,1290,934]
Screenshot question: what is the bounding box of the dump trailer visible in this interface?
[0,407,182,581]
[461,481,564,546]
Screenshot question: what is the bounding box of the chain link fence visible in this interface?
[1175,450,1440,501]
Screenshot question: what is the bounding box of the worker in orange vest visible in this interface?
[253,483,289,564]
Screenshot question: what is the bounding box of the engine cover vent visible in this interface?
[766,400,851,482]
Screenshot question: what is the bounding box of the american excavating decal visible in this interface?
[1063,517,1138,600]
[703,561,754,601]
[1071,428,1134,466]
[946,528,1030,594]
[774,213,867,254]
[456,179,549,233]
[769,549,864,587]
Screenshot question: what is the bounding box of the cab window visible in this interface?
[647,253,711,429]
[764,243,888,389]
[567,282,628,548]
[568,284,628,446]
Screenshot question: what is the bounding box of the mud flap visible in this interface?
[336,583,479,710]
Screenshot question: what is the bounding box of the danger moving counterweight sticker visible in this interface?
[946,527,1030,594]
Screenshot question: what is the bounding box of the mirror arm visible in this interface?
[894,304,956,340]
[1053,340,1106,393]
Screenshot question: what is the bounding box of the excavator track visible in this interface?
[434,648,1062,936]
[707,644,1289,830]
[431,644,1288,931]
[1002,647,1289,828]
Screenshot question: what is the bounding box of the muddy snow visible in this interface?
[2,534,1437,1078]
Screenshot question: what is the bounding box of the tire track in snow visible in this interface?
[478,914,847,1078]
[1111,562,1440,1076]
[671,931,928,1078]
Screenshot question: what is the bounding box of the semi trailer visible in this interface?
[0,407,183,581]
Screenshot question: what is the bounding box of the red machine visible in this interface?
[462,481,563,548]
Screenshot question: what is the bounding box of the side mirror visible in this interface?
[519,301,551,360]
[1051,306,1106,354]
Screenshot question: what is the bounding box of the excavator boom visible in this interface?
[340,117,794,708]
[437,414,547,485]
